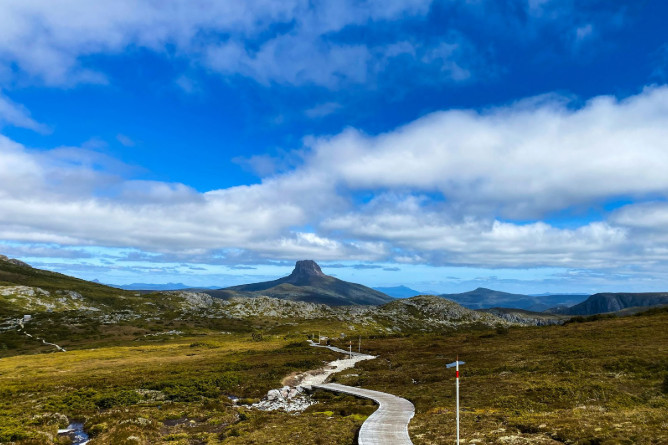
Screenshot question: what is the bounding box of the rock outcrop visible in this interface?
[0,255,31,268]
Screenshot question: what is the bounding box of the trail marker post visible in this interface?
[358,335,361,353]
[446,359,465,445]
[349,341,352,358]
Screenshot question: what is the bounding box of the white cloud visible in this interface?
[174,75,201,94]
[116,134,135,147]
[0,1,308,85]
[0,92,49,132]
[305,102,343,119]
[318,191,630,268]
[609,202,668,257]
[306,86,668,219]
[0,135,342,257]
[3,86,668,273]
[206,36,372,87]
[0,0,628,90]
[0,0,437,88]
[421,41,471,81]
[575,23,594,41]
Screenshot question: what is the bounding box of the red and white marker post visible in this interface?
[446,358,466,445]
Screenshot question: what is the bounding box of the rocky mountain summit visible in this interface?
[221,260,394,306]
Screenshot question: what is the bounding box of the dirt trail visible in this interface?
[17,320,66,352]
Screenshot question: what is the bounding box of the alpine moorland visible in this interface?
[1,257,667,444]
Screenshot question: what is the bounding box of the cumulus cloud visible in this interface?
[307,86,668,218]
[3,86,668,272]
[0,134,344,258]
[323,206,628,268]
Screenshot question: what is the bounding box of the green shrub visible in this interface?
[95,390,141,409]
[0,425,29,442]
[88,422,108,437]
[284,359,322,368]
[146,372,240,402]
[495,325,509,335]
[50,388,99,413]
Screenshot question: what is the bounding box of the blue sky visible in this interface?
[1,0,668,294]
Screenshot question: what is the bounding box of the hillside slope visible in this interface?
[0,255,142,316]
[558,292,668,315]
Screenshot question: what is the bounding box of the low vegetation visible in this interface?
[1,258,666,444]
[328,307,668,444]
[0,309,665,443]
[0,333,376,444]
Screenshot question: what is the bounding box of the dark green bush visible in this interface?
[94,390,140,409]
[0,426,29,442]
[146,372,240,402]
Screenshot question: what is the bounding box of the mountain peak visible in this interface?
[290,260,325,278]
[223,259,393,305]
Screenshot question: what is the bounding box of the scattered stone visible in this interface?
[144,330,183,337]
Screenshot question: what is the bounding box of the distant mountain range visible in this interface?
[0,255,543,330]
[438,287,588,311]
[4,254,668,316]
[110,282,219,291]
[210,260,394,306]
[372,285,422,298]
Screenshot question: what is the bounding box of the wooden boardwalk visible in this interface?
[312,382,415,445]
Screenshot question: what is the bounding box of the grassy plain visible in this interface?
[329,309,668,444]
[0,333,374,444]
[1,308,666,444]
